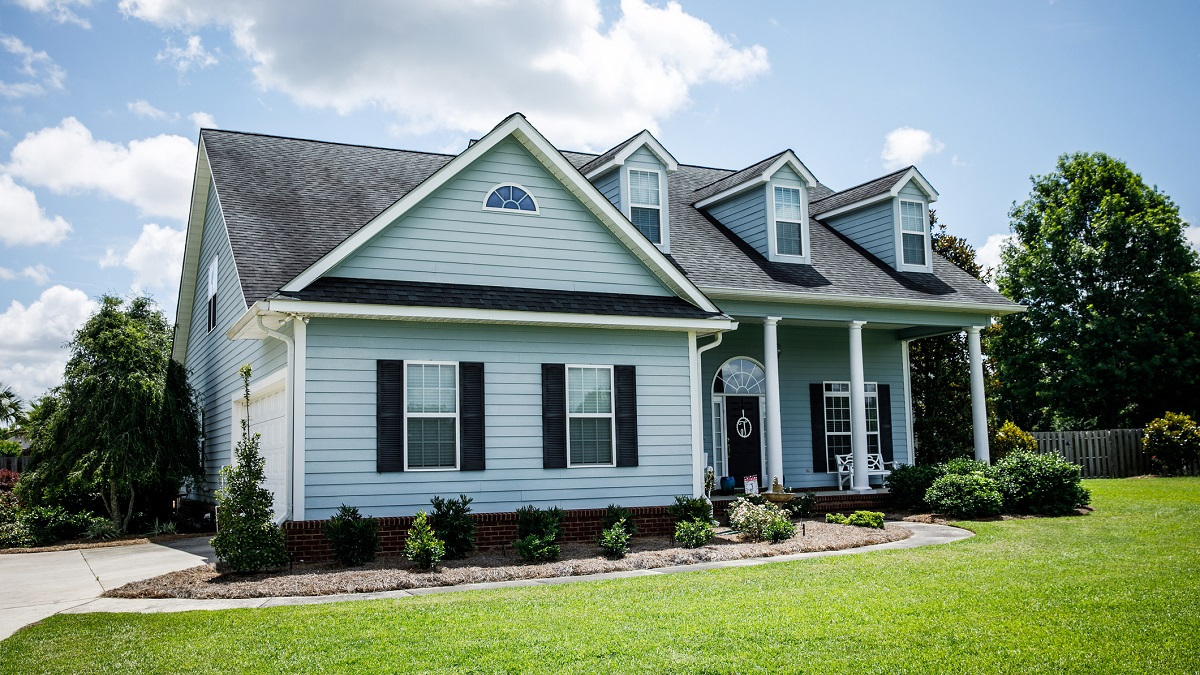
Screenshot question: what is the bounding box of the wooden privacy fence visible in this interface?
[1031,429,1149,478]
[0,456,29,472]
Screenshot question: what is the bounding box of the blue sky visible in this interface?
[1,0,1197,399]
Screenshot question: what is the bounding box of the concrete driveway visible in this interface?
[0,536,214,641]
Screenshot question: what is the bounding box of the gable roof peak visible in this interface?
[580,129,679,178]
[691,149,818,208]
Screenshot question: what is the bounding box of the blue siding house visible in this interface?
[173,114,1020,522]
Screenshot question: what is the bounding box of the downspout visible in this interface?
[691,331,725,496]
[255,314,294,524]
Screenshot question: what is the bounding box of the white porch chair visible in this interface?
[834,452,896,490]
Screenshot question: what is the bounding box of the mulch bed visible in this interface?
[0,533,211,555]
[106,522,911,600]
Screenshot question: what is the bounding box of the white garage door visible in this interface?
[234,379,289,522]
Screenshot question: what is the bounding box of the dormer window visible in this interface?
[628,169,662,244]
[483,184,539,214]
[774,186,804,256]
[899,200,927,266]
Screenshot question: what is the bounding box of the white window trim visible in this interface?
[822,380,880,474]
[403,360,461,472]
[481,182,540,215]
[206,257,218,333]
[765,181,811,264]
[565,364,617,468]
[627,167,664,246]
[893,198,933,272]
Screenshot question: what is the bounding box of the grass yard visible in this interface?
[2,478,1198,674]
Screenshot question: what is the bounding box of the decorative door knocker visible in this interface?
[735,410,753,438]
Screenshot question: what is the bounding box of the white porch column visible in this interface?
[848,320,870,491]
[763,317,784,487]
[967,325,990,463]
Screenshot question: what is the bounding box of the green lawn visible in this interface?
[3,479,1199,674]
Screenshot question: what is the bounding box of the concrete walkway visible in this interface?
[47,522,970,620]
[0,536,215,641]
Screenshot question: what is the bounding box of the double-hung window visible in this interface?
[406,362,459,470]
[822,381,879,471]
[900,200,928,266]
[774,186,804,256]
[628,169,662,244]
[567,365,615,466]
[206,258,218,332]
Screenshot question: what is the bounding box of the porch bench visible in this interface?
[835,453,895,490]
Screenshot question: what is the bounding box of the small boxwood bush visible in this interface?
[825,510,884,529]
[764,517,796,543]
[429,494,476,559]
[515,505,564,540]
[514,534,560,562]
[403,511,445,570]
[667,495,712,524]
[994,450,1090,515]
[884,464,944,511]
[673,519,714,548]
[943,457,992,477]
[1143,412,1200,476]
[602,503,637,536]
[925,472,1004,518]
[324,504,380,566]
[992,421,1038,461]
[596,518,631,559]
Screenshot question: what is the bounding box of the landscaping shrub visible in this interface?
[727,497,792,542]
[764,517,796,543]
[825,511,884,528]
[0,468,19,492]
[0,439,21,456]
[19,505,92,546]
[403,511,445,570]
[667,495,712,524]
[0,522,33,548]
[993,450,1090,515]
[514,534,560,562]
[826,512,849,525]
[673,519,714,548]
[152,519,177,536]
[1143,412,1200,476]
[884,464,944,511]
[992,421,1038,461]
[925,472,1004,518]
[596,519,631,559]
[602,503,638,536]
[85,517,118,541]
[429,494,476,559]
[943,457,992,476]
[515,505,565,541]
[0,490,17,524]
[324,504,380,566]
[782,491,816,519]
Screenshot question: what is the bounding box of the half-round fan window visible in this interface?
[714,357,766,395]
[483,184,539,213]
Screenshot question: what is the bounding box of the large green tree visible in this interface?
[0,384,22,430]
[992,152,1200,430]
[19,296,202,532]
[907,211,993,464]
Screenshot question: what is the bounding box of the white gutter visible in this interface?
[690,331,725,497]
[255,314,295,525]
[700,286,1026,316]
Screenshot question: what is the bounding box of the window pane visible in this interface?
[407,417,456,468]
[827,435,851,470]
[569,417,613,465]
[568,367,611,414]
[774,186,802,221]
[407,363,456,413]
[901,201,924,232]
[777,219,802,256]
[485,191,503,208]
[903,233,926,266]
[717,358,765,395]
[866,394,879,433]
[629,170,659,206]
[825,382,849,393]
[631,207,661,243]
[825,395,851,433]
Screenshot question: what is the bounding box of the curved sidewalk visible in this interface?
[59,522,971,617]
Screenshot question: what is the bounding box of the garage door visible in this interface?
[235,381,289,522]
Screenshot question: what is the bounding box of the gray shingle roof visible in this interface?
[202,129,1015,313]
[809,167,909,216]
[576,131,642,177]
[689,151,787,204]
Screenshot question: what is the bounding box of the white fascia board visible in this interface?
[171,140,213,364]
[226,298,738,336]
[889,166,939,202]
[699,286,1026,316]
[280,114,719,315]
[583,130,679,179]
[765,151,818,188]
[693,151,818,210]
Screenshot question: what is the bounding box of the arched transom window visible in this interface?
[713,357,766,395]
[483,183,539,213]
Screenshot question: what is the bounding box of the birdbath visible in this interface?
[762,476,795,503]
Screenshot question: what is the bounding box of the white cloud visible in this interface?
[882,127,945,170]
[0,174,72,245]
[0,285,97,399]
[976,232,1016,273]
[0,35,67,98]
[157,35,217,73]
[12,0,93,28]
[1185,223,1200,252]
[189,111,217,129]
[127,99,173,120]
[6,117,195,219]
[100,223,185,296]
[20,264,52,285]
[119,0,770,148]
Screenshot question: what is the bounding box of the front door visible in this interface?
[725,396,762,489]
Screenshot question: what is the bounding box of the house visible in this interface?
[172,113,1021,523]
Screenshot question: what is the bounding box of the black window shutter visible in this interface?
[542,364,567,468]
[377,360,405,472]
[877,384,894,464]
[614,365,638,467]
[809,383,827,473]
[460,362,486,471]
